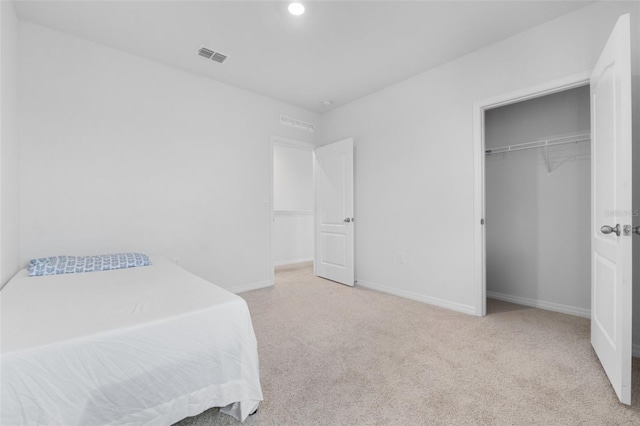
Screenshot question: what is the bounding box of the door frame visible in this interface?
[472,71,591,317]
[269,136,316,285]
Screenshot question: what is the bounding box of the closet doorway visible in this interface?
[270,137,315,283]
[483,85,591,317]
[473,15,633,405]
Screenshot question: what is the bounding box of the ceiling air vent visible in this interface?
[198,46,228,64]
[280,115,315,133]
[211,52,227,63]
[198,47,214,59]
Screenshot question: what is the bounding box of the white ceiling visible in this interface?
[14,1,594,112]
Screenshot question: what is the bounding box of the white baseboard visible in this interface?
[356,279,476,315]
[487,291,591,319]
[227,280,273,294]
[273,257,314,267]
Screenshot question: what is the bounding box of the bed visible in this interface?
[0,256,263,425]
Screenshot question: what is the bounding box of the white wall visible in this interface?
[322,0,640,326]
[272,143,314,265]
[273,144,314,211]
[0,0,20,287]
[18,22,321,291]
[485,86,591,316]
[273,213,314,265]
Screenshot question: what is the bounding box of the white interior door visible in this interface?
[315,138,354,286]
[590,14,632,405]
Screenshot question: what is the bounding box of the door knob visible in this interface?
[634,226,640,236]
[601,224,621,236]
[344,218,351,223]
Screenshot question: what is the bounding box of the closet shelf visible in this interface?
[484,132,590,155]
[485,132,590,174]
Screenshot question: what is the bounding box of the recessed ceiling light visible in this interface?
[288,2,305,16]
[321,100,333,107]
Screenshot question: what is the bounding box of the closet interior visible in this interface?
[484,85,591,317]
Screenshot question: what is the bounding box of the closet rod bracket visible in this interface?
[543,144,551,174]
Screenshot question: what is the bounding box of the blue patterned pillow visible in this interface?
[28,253,151,277]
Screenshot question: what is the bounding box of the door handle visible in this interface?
[344,218,351,223]
[634,226,640,236]
[601,224,620,236]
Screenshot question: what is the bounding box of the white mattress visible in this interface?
[0,257,263,425]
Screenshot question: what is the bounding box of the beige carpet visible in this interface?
[175,263,640,425]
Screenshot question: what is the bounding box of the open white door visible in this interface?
[590,14,633,405]
[315,138,354,286]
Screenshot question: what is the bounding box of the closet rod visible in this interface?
[485,132,590,155]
